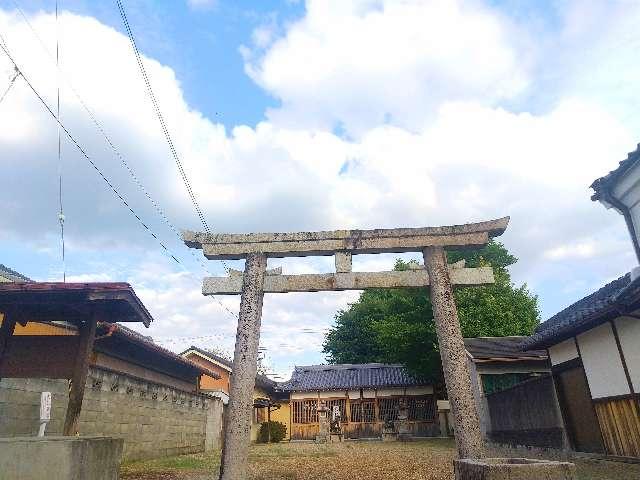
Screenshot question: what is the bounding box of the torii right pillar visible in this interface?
[424,246,484,459]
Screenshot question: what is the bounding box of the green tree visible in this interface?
[322,241,539,382]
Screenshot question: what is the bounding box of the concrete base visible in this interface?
[315,434,328,444]
[454,458,576,480]
[0,436,124,480]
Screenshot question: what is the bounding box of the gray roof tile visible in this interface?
[464,336,546,360]
[0,264,33,283]
[278,363,426,391]
[523,273,640,349]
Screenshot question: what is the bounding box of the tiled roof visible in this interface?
[591,144,640,201]
[0,282,153,327]
[523,273,640,349]
[181,345,233,370]
[0,264,33,282]
[96,324,221,380]
[181,345,276,390]
[278,363,426,392]
[464,336,547,360]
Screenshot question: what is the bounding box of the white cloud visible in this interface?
[2,2,640,376]
[544,241,597,261]
[243,0,530,136]
[186,0,217,10]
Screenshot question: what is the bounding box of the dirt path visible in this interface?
[121,439,640,480]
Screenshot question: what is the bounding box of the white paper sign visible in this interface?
[40,392,51,421]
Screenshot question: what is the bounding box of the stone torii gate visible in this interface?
[183,217,509,480]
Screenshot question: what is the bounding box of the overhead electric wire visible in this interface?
[55,0,66,282]
[0,33,238,319]
[0,66,19,105]
[115,0,212,236]
[8,0,220,280]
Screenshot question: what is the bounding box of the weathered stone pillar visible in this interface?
[219,253,267,480]
[424,246,484,459]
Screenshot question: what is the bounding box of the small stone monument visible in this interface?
[329,405,343,442]
[395,397,411,441]
[381,417,397,442]
[315,401,329,444]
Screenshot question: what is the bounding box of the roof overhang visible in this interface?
[0,282,153,327]
[181,348,233,373]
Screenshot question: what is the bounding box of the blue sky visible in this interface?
[0,0,637,378]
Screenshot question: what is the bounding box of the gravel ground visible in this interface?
[120,439,640,480]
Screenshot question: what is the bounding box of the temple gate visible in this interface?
[183,216,509,480]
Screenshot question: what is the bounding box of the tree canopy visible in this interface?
[322,241,540,382]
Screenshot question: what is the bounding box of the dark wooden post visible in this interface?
[267,405,271,443]
[63,312,98,436]
[0,310,17,381]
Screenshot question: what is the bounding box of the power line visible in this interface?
[0,33,238,319]
[55,0,66,282]
[5,4,237,318]
[115,0,211,236]
[0,66,19,105]
[8,0,221,280]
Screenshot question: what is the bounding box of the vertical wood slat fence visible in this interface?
[290,395,437,440]
[594,396,640,458]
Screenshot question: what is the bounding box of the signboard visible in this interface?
[40,391,51,421]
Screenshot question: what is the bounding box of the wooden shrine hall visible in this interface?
[0,282,153,435]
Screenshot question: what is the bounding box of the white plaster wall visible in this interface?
[291,392,314,400]
[614,316,640,392]
[613,161,640,244]
[577,323,630,399]
[362,389,376,398]
[548,338,578,365]
[318,391,346,399]
[376,388,404,397]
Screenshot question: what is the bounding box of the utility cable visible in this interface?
[0,34,238,319]
[55,0,66,282]
[115,0,211,235]
[0,66,19,105]
[8,0,222,279]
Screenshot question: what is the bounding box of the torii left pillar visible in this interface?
[219,253,267,480]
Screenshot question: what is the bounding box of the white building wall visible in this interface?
[614,316,640,392]
[548,338,578,365]
[612,160,640,247]
[577,323,630,399]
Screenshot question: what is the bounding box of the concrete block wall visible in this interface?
[0,366,223,461]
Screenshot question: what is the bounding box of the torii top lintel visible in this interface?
[182,217,509,260]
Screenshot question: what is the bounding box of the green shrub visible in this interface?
[257,421,287,443]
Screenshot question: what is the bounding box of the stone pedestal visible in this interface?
[315,401,329,444]
[0,436,123,480]
[454,458,576,480]
[396,397,411,441]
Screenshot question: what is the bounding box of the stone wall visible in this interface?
[0,366,223,461]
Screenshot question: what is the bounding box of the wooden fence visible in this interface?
[290,395,438,440]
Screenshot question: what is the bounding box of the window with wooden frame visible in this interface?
[292,399,318,424]
[350,399,376,423]
[407,395,436,421]
[378,397,400,422]
[326,398,347,422]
